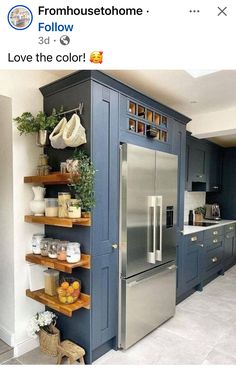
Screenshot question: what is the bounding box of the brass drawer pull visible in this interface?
[213,231,218,235]
[198,244,204,248]
[229,226,234,230]
[213,239,218,243]
[211,257,218,263]
[191,236,197,242]
[226,234,230,239]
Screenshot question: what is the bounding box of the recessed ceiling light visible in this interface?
[186,70,219,78]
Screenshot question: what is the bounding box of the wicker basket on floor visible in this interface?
[39,325,60,356]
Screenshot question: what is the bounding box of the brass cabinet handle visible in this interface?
[213,231,218,235]
[191,236,197,242]
[213,239,218,243]
[229,226,234,230]
[112,244,118,249]
[197,244,204,248]
[226,234,230,239]
[197,174,203,178]
[212,257,218,263]
[213,186,219,189]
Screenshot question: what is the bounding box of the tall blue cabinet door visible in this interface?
[91,81,119,256]
[91,82,119,356]
[92,253,118,351]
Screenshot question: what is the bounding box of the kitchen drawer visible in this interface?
[185,232,204,246]
[204,226,223,240]
[205,245,223,271]
[224,224,235,234]
[204,236,223,251]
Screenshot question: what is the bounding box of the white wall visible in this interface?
[0,71,60,354]
[0,96,15,345]
[184,191,206,223]
[188,107,236,138]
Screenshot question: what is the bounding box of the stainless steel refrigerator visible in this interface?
[119,143,178,349]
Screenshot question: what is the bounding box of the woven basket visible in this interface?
[39,325,60,356]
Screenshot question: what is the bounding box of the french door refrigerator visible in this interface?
[119,143,178,349]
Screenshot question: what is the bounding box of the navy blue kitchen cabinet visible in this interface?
[39,70,191,363]
[203,236,224,281]
[224,224,236,269]
[186,132,222,192]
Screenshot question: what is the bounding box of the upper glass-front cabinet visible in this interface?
[128,100,168,142]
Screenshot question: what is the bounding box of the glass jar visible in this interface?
[38,154,49,166]
[48,241,58,259]
[45,198,58,217]
[44,269,59,296]
[57,241,68,261]
[66,242,81,263]
[58,192,71,218]
[32,233,45,254]
[60,162,67,174]
[40,238,52,257]
[66,199,81,218]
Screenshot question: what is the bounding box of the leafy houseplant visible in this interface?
[194,206,205,222]
[14,107,63,146]
[69,150,96,215]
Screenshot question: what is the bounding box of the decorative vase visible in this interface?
[195,213,203,222]
[30,186,46,216]
[38,325,60,356]
[36,130,49,147]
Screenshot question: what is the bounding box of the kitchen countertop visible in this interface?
[182,219,236,235]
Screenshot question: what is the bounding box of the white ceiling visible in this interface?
[52,70,236,147]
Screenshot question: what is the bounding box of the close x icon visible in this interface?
[218,6,227,16]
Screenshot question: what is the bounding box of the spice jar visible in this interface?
[45,198,58,217]
[40,238,52,257]
[32,233,45,254]
[58,192,71,218]
[57,241,68,261]
[48,241,58,259]
[44,269,59,296]
[66,242,81,263]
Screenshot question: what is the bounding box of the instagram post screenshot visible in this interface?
[0,0,235,368]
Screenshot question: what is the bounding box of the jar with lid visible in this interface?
[44,269,59,296]
[32,233,45,254]
[66,242,81,263]
[58,192,71,218]
[38,154,48,166]
[48,241,58,259]
[40,238,52,257]
[57,241,68,261]
[45,198,58,217]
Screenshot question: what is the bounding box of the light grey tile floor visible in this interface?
[3,265,236,365]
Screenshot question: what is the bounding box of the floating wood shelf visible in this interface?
[24,172,72,185]
[26,289,90,317]
[24,215,91,228]
[26,253,91,272]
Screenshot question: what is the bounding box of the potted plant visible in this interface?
[68,150,96,217]
[14,107,63,146]
[194,206,205,222]
[27,310,60,356]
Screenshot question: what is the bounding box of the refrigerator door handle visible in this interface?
[156,195,163,262]
[147,196,157,264]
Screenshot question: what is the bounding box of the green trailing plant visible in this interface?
[14,107,63,135]
[69,150,96,212]
[194,206,205,215]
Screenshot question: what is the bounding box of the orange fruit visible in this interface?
[61,281,69,289]
[67,286,74,294]
[72,281,80,290]
[73,289,80,297]
[57,287,66,296]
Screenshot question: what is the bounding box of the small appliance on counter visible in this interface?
[205,204,221,220]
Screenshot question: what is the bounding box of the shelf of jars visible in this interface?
[128,100,168,142]
[26,289,90,317]
[26,253,91,272]
[24,215,91,228]
[24,172,73,185]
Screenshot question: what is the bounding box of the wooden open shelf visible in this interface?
[26,253,91,272]
[24,215,91,228]
[26,289,90,317]
[24,172,72,185]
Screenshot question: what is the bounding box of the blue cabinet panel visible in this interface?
[91,82,119,256]
[92,252,118,350]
